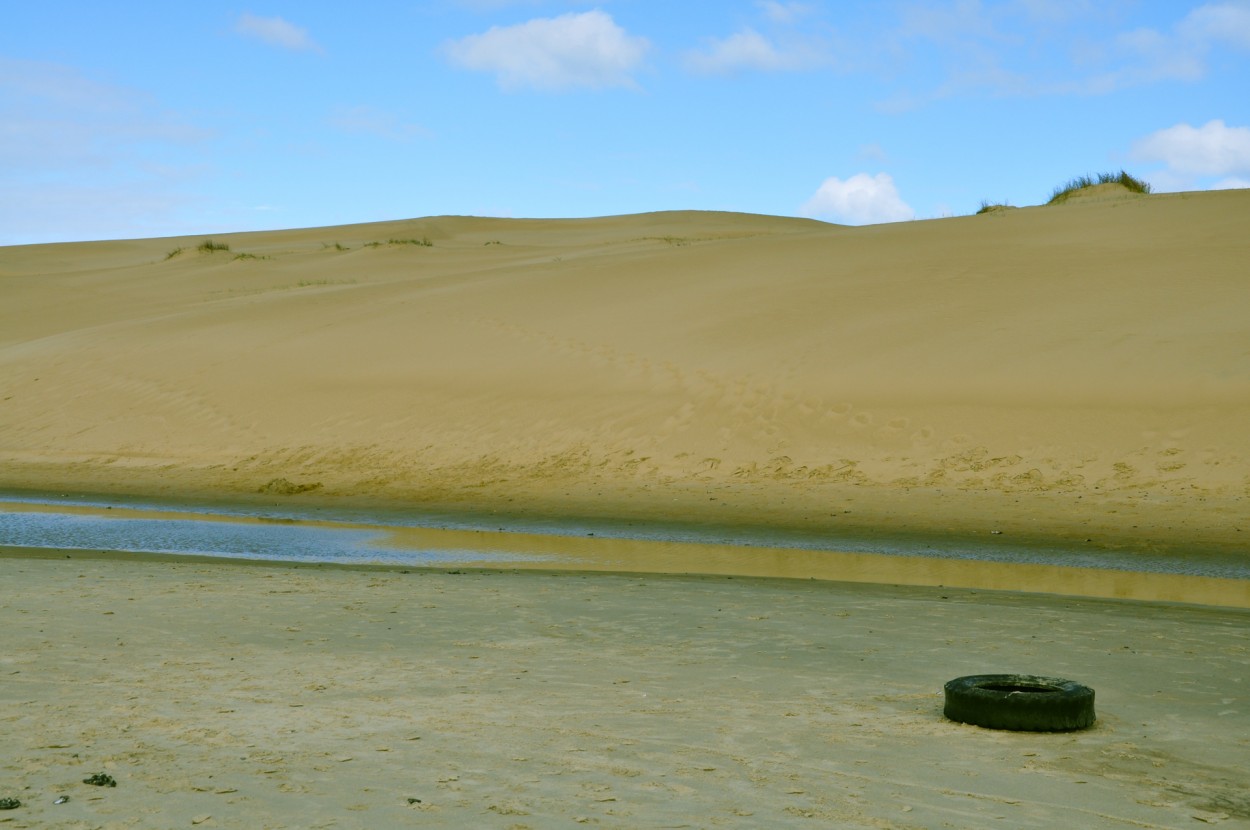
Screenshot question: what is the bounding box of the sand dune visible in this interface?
[2,190,1248,555]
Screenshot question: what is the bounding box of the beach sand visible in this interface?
[3,550,1249,829]
[2,188,1249,827]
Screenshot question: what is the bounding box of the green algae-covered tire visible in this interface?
[943,674,1095,731]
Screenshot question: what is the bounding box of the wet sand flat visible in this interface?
[2,551,1248,829]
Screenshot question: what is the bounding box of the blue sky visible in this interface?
[3,1,1249,244]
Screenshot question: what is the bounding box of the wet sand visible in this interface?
[3,550,1249,829]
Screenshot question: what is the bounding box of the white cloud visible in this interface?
[1212,176,1250,190]
[798,173,914,225]
[1132,120,1250,176]
[444,10,649,91]
[234,13,322,53]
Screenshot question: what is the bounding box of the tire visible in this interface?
[943,674,1095,732]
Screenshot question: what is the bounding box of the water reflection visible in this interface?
[0,508,548,566]
[2,499,1248,609]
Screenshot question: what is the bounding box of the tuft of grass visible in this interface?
[363,237,432,248]
[976,200,1013,214]
[1048,170,1151,204]
[635,235,691,246]
[232,252,269,261]
[197,239,230,253]
[164,246,184,260]
[297,278,357,287]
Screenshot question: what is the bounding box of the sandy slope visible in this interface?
[2,191,1248,554]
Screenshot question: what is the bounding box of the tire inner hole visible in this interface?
[982,684,1060,694]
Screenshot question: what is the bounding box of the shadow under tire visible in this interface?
[943,674,1095,732]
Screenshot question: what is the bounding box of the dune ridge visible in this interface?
[2,192,1248,556]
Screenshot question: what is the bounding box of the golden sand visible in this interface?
[3,190,1248,559]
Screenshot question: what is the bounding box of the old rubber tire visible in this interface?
[943,674,1095,731]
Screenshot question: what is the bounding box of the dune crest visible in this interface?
[2,193,1248,554]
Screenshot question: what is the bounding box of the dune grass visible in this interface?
[976,200,1013,214]
[364,237,433,248]
[1048,171,1151,204]
[197,239,231,253]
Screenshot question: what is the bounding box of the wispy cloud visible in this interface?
[0,58,211,166]
[1178,2,1250,49]
[234,12,323,53]
[877,1,1250,108]
[757,1,815,25]
[684,28,830,74]
[685,2,831,75]
[1065,2,1250,90]
[686,29,792,73]
[798,172,914,225]
[328,105,431,142]
[0,57,137,113]
[0,57,211,244]
[444,10,649,91]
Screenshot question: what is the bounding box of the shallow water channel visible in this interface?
[2,495,1249,607]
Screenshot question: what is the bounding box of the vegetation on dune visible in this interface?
[364,237,433,248]
[197,239,230,253]
[977,170,1152,215]
[976,200,1014,214]
[164,246,184,260]
[1047,170,1151,204]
